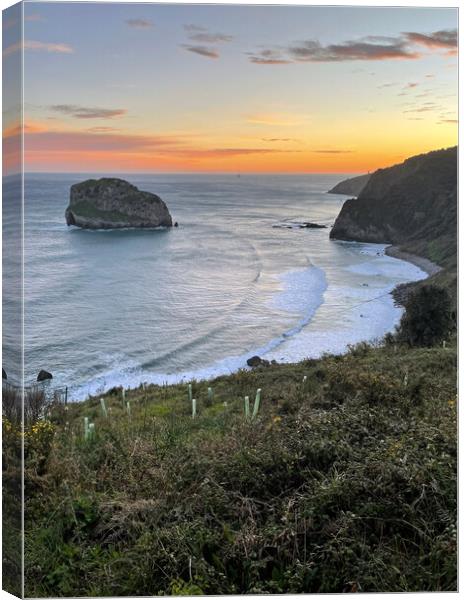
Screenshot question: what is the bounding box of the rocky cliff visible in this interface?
[65,178,173,229]
[330,147,457,268]
[328,173,370,196]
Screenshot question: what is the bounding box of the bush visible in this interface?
[396,285,453,347]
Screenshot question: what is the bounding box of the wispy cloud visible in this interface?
[3,39,73,57]
[181,24,233,59]
[23,125,295,161]
[404,29,457,50]
[85,126,120,133]
[50,105,127,119]
[261,137,298,142]
[247,49,292,65]
[403,105,440,113]
[182,45,219,59]
[247,28,458,65]
[184,24,207,33]
[188,32,233,43]
[125,18,154,29]
[289,38,419,62]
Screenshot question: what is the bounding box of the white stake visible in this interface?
[252,389,261,419]
[100,398,108,418]
[244,396,250,421]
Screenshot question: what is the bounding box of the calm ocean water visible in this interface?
[3,173,427,399]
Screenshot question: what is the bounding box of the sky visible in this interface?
[2,1,458,174]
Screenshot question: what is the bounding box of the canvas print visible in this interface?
[2,1,458,597]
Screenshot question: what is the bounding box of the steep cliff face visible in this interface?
[65,178,173,229]
[330,147,457,268]
[327,173,370,196]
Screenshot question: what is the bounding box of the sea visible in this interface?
[3,173,427,400]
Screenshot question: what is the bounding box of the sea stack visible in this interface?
[65,178,173,230]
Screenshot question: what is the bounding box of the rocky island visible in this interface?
[65,178,173,229]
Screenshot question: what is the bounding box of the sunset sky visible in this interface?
[3,2,458,174]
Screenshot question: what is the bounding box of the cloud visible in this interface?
[188,32,233,43]
[288,39,419,62]
[262,138,298,142]
[125,19,154,29]
[403,105,440,113]
[85,126,120,133]
[50,105,127,119]
[246,49,292,65]
[248,28,458,66]
[404,29,457,50]
[25,129,186,152]
[23,126,295,161]
[168,148,293,159]
[181,25,233,59]
[184,24,207,33]
[3,39,73,57]
[405,82,419,89]
[182,45,219,59]
[437,119,457,124]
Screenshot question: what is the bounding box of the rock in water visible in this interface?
[37,370,53,382]
[65,178,173,229]
[247,355,270,368]
[2,368,7,380]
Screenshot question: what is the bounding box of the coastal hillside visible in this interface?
[330,147,457,269]
[327,173,370,196]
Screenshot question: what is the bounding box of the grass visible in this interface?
[4,337,456,596]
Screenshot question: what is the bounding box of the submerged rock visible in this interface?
[37,369,53,382]
[300,222,327,229]
[273,221,327,230]
[65,178,173,230]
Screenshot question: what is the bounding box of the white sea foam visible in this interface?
[70,246,427,401]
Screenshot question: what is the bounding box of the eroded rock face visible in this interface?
[330,147,457,257]
[65,178,173,229]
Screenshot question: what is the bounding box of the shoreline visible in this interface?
[69,245,428,401]
[385,245,442,277]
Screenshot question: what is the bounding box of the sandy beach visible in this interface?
[385,245,442,277]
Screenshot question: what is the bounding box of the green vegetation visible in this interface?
[4,331,455,596]
[395,285,454,347]
[70,200,134,224]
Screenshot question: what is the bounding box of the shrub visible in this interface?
[396,285,453,347]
